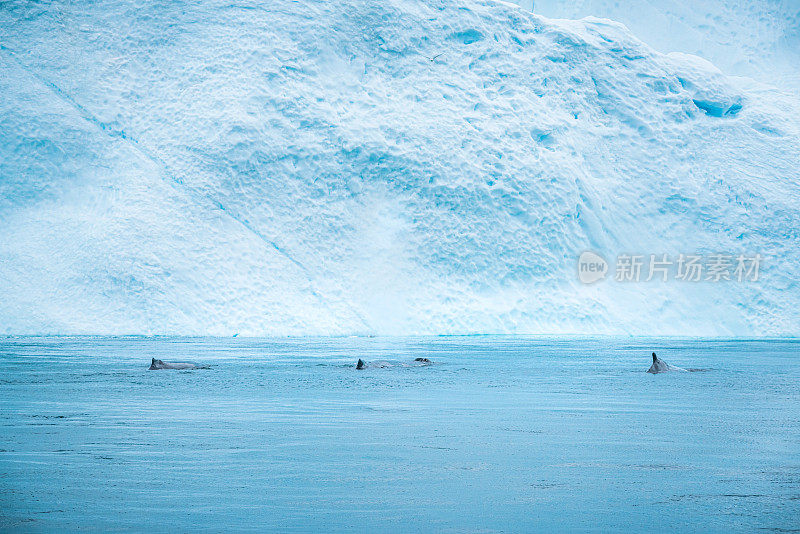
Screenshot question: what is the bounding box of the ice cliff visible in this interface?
[1,0,799,336]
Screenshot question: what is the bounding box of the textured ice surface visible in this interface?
[531,0,800,92]
[1,0,799,335]
[1,337,799,531]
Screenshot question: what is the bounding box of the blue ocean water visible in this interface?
[1,337,798,532]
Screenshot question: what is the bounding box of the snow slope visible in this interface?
[1,0,799,336]
[530,0,800,92]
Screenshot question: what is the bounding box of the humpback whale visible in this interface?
[647,352,685,373]
[148,358,205,370]
[355,358,433,369]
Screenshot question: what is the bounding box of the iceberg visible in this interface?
[0,0,798,336]
[531,0,800,92]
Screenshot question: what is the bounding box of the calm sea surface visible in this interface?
[1,337,798,532]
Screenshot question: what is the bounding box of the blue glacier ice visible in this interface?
[1,0,799,336]
[530,0,800,92]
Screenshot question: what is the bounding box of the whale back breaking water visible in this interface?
[647,352,686,373]
[356,358,433,369]
[148,358,205,370]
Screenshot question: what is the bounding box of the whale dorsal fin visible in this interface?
[652,352,657,363]
[356,359,365,370]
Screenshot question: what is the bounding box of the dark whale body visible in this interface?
[647,352,685,373]
[148,358,206,370]
[356,357,433,369]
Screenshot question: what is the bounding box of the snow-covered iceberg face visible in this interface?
[0,0,799,336]
[530,0,800,93]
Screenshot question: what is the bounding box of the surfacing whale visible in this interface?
[356,357,433,369]
[647,352,685,374]
[149,358,206,370]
